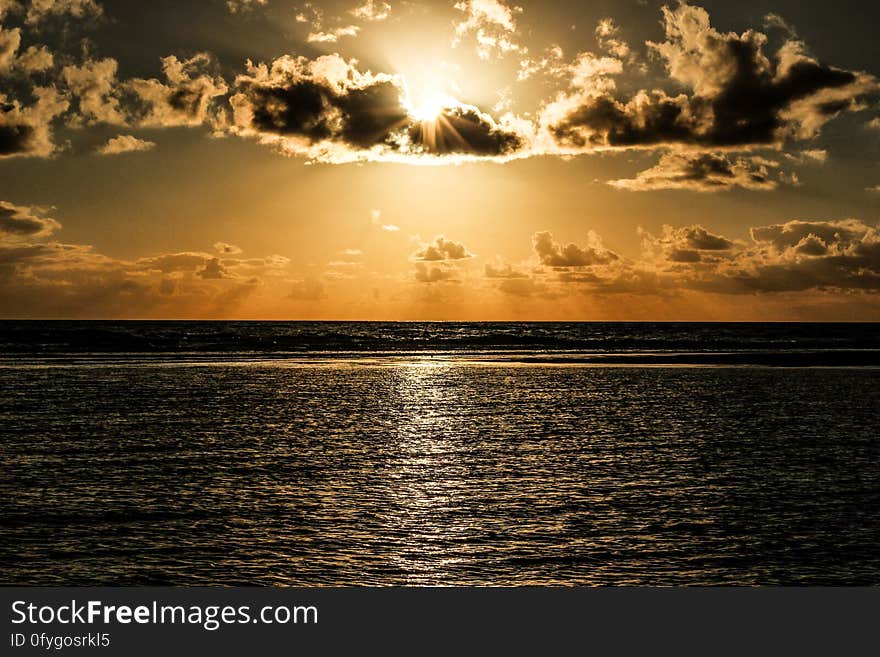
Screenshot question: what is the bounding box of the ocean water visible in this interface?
[1,322,878,585]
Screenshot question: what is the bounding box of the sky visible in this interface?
[1,0,879,320]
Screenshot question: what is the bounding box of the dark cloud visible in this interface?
[236,64,407,147]
[533,231,618,267]
[0,120,33,154]
[794,234,829,256]
[229,54,526,161]
[8,2,869,172]
[544,4,878,151]
[526,219,880,296]
[0,200,60,237]
[0,88,67,158]
[749,219,869,252]
[547,91,697,149]
[648,219,880,293]
[198,257,230,280]
[641,224,735,264]
[405,105,524,156]
[609,152,780,192]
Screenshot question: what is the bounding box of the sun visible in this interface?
[405,91,459,123]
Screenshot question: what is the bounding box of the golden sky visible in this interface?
[1,0,879,319]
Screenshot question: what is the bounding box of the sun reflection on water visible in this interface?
[382,360,475,584]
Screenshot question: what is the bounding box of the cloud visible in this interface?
[532,230,618,267]
[763,13,797,38]
[62,58,127,125]
[713,219,880,293]
[412,236,473,281]
[414,262,458,283]
[10,2,866,177]
[223,254,290,272]
[288,278,325,300]
[595,18,630,59]
[0,87,68,158]
[405,103,525,156]
[484,259,553,296]
[1,0,875,195]
[672,225,734,251]
[496,277,550,297]
[325,248,364,278]
[230,54,407,151]
[413,236,473,261]
[543,3,878,152]
[97,134,155,155]
[14,45,53,73]
[60,53,228,129]
[748,219,870,253]
[0,7,58,74]
[0,200,60,238]
[198,257,230,280]
[641,224,735,263]
[226,0,267,14]
[294,3,322,26]
[370,209,400,231]
[24,0,102,25]
[0,21,19,72]
[609,152,780,192]
[577,219,880,294]
[125,54,228,128]
[350,1,390,22]
[0,240,268,317]
[228,54,526,162]
[295,1,389,43]
[307,25,360,43]
[214,241,243,255]
[452,0,525,60]
[484,260,527,278]
[494,220,880,300]
[785,149,828,164]
[0,198,295,316]
[139,252,213,273]
[0,238,292,317]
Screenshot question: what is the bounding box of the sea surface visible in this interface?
[1,321,878,585]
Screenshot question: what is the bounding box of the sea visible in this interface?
[1,321,878,585]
